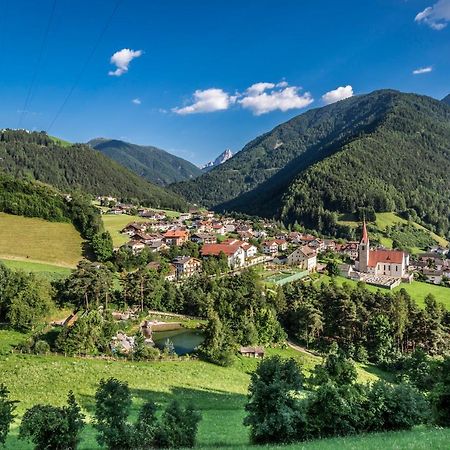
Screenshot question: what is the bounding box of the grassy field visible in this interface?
[315,275,450,309]
[337,212,448,251]
[0,259,72,280]
[0,213,83,268]
[0,329,392,450]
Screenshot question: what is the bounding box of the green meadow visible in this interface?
[0,329,402,450]
[315,275,450,309]
[0,212,83,268]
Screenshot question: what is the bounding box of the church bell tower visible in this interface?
[359,220,370,272]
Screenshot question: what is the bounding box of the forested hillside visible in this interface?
[442,94,450,105]
[0,130,187,211]
[171,90,450,238]
[89,138,202,185]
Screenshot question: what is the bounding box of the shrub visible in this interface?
[365,381,429,431]
[19,392,84,450]
[0,384,17,446]
[243,356,304,444]
[33,340,50,355]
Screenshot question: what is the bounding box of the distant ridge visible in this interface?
[442,94,450,105]
[89,138,202,186]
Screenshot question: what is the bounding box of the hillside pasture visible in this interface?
[315,275,450,309]
[0,330,390,450]
[0,212,83,268]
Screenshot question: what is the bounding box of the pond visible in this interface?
[152,328,204,356]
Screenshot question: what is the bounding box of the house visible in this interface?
[239,346,265,358]
[287,246,317,272]
[190,233,217,245]
[275,239,288,251]
[422,268,443,285]
[241,242,258,259]
[147,240,170,253]
[122,222,148,235]
[163,229,189,246]
[262,240,278,255]
[124,240,146,254]
[211,223,225,235]
[336,242,359,260]
[179,213,192,222]
[237,230,253,241]
[308,238,325,252]
[201,242,245,268]
[355,222,409,278]
[172,256,202,279]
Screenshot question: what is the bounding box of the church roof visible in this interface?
[368,249,405,267]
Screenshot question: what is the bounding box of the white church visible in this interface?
[352,221,412,288]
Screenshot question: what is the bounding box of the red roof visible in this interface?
[163,229,188,238]
[368,249,405,267]
[201,243,242,256]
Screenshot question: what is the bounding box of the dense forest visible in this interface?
[171,90,450,238]
[89,138,202,186]
[0,130,187,211]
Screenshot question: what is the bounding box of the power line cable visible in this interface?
[18,0,57,129]
[47,0,122,133]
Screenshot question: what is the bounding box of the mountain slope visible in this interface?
[201,149,233,172]
[442,94,450,105]
[0,130,187,211]
[171,90,450,237]
[89,138,202,185]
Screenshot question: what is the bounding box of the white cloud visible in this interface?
[132,98,141,105]
[413,66,433,75]
[108,48,143,76]
[239,82,313,115]
[172,88,233,115]
[415,0,450,30]
[321,85,354,105]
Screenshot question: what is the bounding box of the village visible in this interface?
[100,198,450,289]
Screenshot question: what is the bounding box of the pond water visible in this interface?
[152,328,204,355]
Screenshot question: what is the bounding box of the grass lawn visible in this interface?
[0,259,72,280]
[0,329,392,450]
[0,212,83,268]
[315,275,450,309]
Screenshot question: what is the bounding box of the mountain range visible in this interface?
[88,138,202,186]
[0,130,187,211]
[443,94,450,105]
[201,149,234,172]
[171,90,450,237]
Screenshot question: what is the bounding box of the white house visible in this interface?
[287,246,317,272]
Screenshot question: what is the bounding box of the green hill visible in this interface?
[0,130,187,211]
[89,138,202,186]
[171,90,450,238]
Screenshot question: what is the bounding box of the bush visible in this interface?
[431,357,450,426]
[365,381,429,431]
[243,356,304,444]
[33,340,50,355]
[0,384,17,446]
[19,392,84,450]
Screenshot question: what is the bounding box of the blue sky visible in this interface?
[0,0,449,165]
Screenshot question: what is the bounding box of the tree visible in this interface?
[326,260,340,277]
[155,401,201,448]
[91,231,113,262]
[133,401,158,449]
[432,357,450,426]
[94,378,134,450]
[367,314,394,363]
[0,384,16,446]
[243,356,304,444]
[19,391,84,450]
[311,344,357,386]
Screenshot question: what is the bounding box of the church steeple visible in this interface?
[359,220,370,272]
[361,220,369,245]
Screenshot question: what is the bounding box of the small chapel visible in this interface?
[355,221,409,278]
